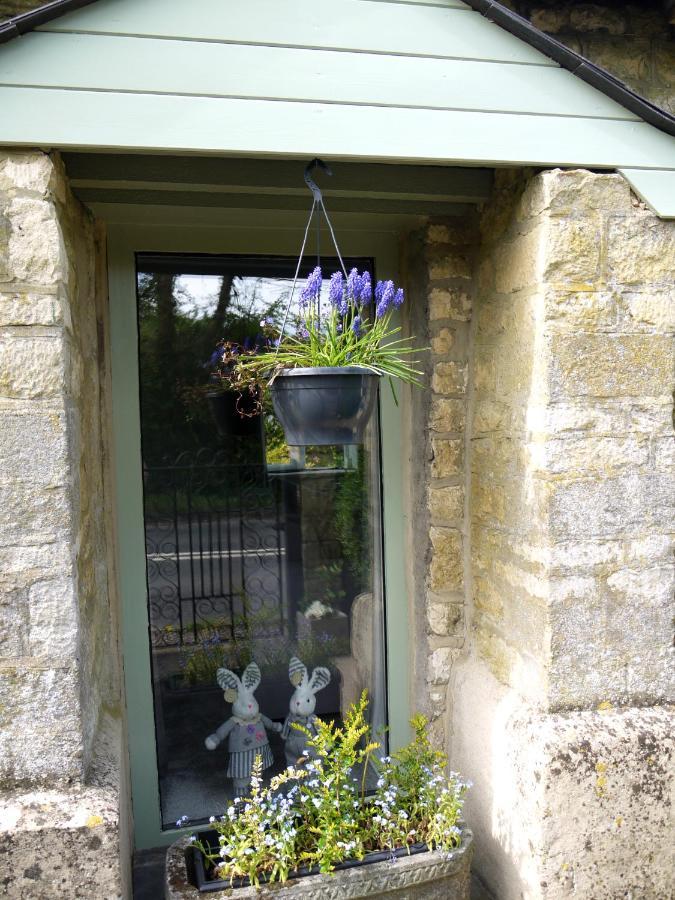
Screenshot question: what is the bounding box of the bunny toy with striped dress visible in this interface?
[281,656,331,768]
[204,661,282,796]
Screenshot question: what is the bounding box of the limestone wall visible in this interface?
[508,1,674,114]
[403,218,477,747]
[450,168,674,899]
[0,150,127,897]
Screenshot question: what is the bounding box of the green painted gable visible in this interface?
[0,0,674,215]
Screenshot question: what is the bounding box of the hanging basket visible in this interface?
[270,367,379,446]
[205,389,262,439]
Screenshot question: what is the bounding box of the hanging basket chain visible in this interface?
[275,158,349,355]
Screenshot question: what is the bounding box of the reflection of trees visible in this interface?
[138,272,279,465]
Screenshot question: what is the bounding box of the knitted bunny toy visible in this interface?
[204,661,282,796]
[281,656,331,768]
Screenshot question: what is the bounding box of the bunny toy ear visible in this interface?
[217,668,241,693]
[289,656,308,688]
[242,661,261,691]
[309,666,331,694]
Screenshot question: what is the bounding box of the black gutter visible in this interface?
[1,0,674,139]
[0,0,96,44]
[463,0,675,137]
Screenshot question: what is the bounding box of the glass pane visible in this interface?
[136,255,387,829]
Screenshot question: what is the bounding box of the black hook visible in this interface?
[304,158,332,204]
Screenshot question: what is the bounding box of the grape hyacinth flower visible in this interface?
[352,315,362,337]
[300,265,322,307]
[393,287,404,308]
[376,280,396,317]
[328,271,343,307]
[359,271,372,305]
[346,267,361,302]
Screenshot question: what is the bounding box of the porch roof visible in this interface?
[0,0,674,216]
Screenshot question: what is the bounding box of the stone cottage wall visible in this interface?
[0,151,127,897]
[509,1,674,114]
[450,169,674,899]
[403,218,478,748]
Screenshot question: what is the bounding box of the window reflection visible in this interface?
[136,255,386,828]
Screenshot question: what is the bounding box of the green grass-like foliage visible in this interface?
[233,267,423,388]
[193,694,469,887]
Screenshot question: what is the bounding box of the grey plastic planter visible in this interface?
[270,367,379,446]
[165,827,473,899]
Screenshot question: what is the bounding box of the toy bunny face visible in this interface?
[288,656,330,717]
[217,662,261,720]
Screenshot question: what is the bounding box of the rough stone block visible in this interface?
[472,400,511,434]
[0,152,57,197]
[547,474,675,540]
[0,291,62,326]
[430,397,465,433]
[7,197,64,285]
[530,8,569,33]
[494,226,543,294]
[617,289,675,332]
[543,289,617,329]
[426,246,471,280]
[431,361,467,395]
[431,438,463,478]
[0,665,83,784]
[27,578,79,658]
[430,326,455,355]
[528,435,650,475]
[429,286,472,322]
[570,5,626,34]
[0,409,69,486]
[0,483,71,548]
[0,333,65,399]
[607,216,675,284]
[0,785,123,899]
[428,646,455,684]
[426,596,463,637]
[543,217,602,285]
[429,527,463,592]
[428,484,464,523]
[547,333,674,400]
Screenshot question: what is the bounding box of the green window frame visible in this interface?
[108,220,410,850]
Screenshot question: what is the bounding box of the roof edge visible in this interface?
[0,0,96,44]
[1,0,674,139]
[463,0,675,138]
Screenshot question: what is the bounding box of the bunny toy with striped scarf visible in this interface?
[281,656,331,768]
[204,661,282,796]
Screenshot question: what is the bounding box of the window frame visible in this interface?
[108,221,410,850]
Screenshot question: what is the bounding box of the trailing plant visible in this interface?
[235,267,423,389]
[191,694,470,887]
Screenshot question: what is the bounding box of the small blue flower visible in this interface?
[328,271,343,306]
[359,271,372,305]
[352,315,362,337]
[300,265,322,307]
[374,280,385,304]
[347,267,361,302]
[376,280,396,317]
[393,287,404,307]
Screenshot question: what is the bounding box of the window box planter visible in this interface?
[270,367,379,446]
[165,826,473,898]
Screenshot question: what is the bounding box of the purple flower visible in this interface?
[376,280,396,317]
[298,323,310,339]
[359,272,372,305]
[393,287,404,308]
[374,280,385,304]
[352,315,362,337]
[300,266,322,307]
[347,268,362,303]
[328,271,343,306]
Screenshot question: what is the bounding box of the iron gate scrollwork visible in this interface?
[143,449,287,649]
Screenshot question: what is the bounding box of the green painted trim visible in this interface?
[108,216,410,850]
[618,168,675,218]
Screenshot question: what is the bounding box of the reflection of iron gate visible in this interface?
[143,451,288,648]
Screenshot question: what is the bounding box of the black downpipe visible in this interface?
[463,0,675,137]
[0,0,96,44]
